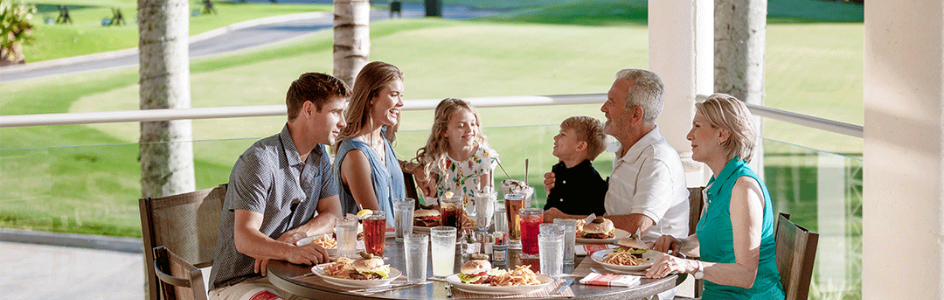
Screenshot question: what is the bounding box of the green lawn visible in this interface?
[23,1,331,62]
[1,2,864,297]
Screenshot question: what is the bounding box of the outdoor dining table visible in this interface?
[267,236,685,300]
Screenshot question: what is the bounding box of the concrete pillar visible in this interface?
[714,0,766,180]
[863,0,944,299]
[649,0,714,187]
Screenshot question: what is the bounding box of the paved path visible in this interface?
[0,1,501,83]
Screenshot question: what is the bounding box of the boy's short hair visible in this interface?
[286,72,351,120]
[561,116,607,161]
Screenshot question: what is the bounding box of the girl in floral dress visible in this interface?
[413,98,499,208]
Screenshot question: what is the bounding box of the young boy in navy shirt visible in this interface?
[543,116,608,216]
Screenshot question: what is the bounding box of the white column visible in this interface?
[649,0,714,187]
[863,0,944,299]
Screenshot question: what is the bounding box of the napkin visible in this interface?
[575,244,617,256]
[579,273,640,287]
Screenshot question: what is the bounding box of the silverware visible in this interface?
[349,281,432,294]
[590,267,603,274]
[555,278,574,294]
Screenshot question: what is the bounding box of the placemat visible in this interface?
[450,280,575,299]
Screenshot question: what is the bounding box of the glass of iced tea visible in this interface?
[518,207,543,258]
[504,193,525,249]
[363,210,386,256]
[440,196,464,232]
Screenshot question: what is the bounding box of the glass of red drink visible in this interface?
[440,196,464,232]
[518,207,543,258]
[363,210,386,256]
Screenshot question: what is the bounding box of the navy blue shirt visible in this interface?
[544,159,607,216]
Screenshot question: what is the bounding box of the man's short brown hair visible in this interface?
[286,72,350,120]
[561,116,607,161]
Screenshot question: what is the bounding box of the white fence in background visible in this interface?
[0,93,863,138]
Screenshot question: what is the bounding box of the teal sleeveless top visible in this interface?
[697,157,784,300]
[333,127,405,224]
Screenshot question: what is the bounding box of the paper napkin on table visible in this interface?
[575,244,617,256]
[579,273,641,287]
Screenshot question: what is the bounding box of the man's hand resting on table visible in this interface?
[254,231,329,276]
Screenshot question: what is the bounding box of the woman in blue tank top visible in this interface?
[646,94,785,300]
[333,61,426,224]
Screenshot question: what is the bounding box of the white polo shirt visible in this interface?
[604,125,690,243]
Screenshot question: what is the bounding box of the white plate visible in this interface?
[445,273,554,295]
[590,249,662,273]
[311,263,401,288]
[576,228,630,244]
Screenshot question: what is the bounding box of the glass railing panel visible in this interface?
[763,138,862,300]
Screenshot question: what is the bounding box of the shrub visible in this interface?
[0,0,37,65]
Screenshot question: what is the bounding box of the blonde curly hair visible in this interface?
[412,98,490,180]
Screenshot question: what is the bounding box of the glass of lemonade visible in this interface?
[430,226,457,278]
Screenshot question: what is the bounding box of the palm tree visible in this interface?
[333,0,370,86]
[137,0,195,200]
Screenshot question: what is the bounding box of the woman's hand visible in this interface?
[650,234,681,254]
[645,253,697,279]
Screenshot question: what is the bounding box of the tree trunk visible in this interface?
[333,0,371,86]
[138,0,195,200]
[714,0,765,177]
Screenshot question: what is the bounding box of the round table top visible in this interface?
[267,237,683,300]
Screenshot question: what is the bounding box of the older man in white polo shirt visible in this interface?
[544,69,689,299]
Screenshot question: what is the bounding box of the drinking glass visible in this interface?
[363,210,386,256]
[403,233,429,282]
[393,198,415,242]
[430,226,457,278]
[504,193,525,248]
[474,191,496,232]
[540,223,566,236]
[538,233,564,278]
[335,216,358,259]
[518,207,543,258]
[440,196,464,232]
[494,200,507,234]
[553,219,578,264]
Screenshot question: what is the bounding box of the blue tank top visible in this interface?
[696,157,784,300]
[333,127,405,224]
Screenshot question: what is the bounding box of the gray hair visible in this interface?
[615,69,664,124]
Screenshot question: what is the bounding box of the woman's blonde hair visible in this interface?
[412,98,489,179]
[695,93,757,162]
[335,61,404,151]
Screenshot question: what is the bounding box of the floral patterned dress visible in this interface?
[434,145,499,208]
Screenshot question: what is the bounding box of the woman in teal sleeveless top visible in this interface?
[647,94,785,300]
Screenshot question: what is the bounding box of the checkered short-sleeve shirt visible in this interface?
[208,125,337,290]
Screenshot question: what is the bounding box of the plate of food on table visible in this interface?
[311,252,401,288]
[590,237,661,273]
[575,217,630,244]
[413,208,476,232]
[445,256,554,295]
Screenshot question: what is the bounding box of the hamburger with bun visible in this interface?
[615,237,650,256]
[582,217,615,239]
[414,209,441,227]
[350,252,391,280]
[458,255,492,284]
